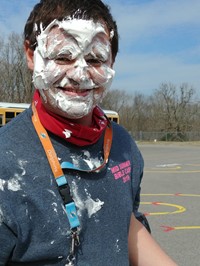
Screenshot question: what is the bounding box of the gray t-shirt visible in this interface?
[0,108,144,266]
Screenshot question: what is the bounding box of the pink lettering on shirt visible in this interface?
[110,160,131,183]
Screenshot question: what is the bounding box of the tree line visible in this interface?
[101,84,200,140]
[1,33,200,140]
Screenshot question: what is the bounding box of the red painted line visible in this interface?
[161,225,175,232]
[174,193,182,196]
[152,202,161,205]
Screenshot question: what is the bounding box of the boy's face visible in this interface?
[28,19,115,119]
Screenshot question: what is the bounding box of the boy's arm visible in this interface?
[128,214,178,266]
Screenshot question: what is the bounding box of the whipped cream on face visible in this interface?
[47,88,101,119]
[32,19,115,119]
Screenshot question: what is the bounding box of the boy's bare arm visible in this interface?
[128,214,178,266]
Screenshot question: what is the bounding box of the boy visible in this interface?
[0,0,177,265]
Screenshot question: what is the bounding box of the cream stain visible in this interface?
[63,129,72,138]
[0,159,27,192]
[71,181,104,218]
[71,150,102,170]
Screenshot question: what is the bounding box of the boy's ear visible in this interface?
[24,41,34,71]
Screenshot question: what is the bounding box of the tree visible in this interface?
[101,89,130,113]
[149,83,197,140]
[0,33,33,103]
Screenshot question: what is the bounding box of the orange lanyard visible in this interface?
[32,102,64,179]
[32,102,113,264]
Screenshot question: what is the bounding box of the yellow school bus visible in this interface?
[0,102,119,126]
[103,109,119,124]
[0,102,30,127]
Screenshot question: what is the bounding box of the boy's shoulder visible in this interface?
[111,122,137,144]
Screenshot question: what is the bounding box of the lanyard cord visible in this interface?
[32,102,80,264]
[31,102,113,264]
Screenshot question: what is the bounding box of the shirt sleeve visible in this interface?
[131,147,151,233]
[132,172,142,216]
[133,174,151,233]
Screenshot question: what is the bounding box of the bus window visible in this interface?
[112,117,119,123]
[5,112,15,123]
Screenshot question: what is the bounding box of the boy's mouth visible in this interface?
[57,86,91,96]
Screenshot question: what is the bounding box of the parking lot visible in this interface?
[137,142,200,266]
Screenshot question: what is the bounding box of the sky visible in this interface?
[0,0,200,95]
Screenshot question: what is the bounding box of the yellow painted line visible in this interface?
[141,193,200,197]
[140,202,186,216]
[177,194,200,197]
[174,226,200,230]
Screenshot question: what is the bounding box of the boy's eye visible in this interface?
[86,58,102,65]
[50,51,74,64]
[85,56,105,66]
[54,56,73,64]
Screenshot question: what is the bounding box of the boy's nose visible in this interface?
[66,59,93,88]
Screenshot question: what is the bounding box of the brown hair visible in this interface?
[24,0,119,61]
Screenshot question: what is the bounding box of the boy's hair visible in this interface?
[24,0,119,61]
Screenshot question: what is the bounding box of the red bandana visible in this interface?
[33,90,108,146]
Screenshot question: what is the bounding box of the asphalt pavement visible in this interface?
[137,142,200,266]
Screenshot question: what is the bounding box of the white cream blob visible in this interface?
[33,19,115,119]
[71,180,104,219]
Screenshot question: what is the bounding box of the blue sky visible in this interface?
[0,0,200,95]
